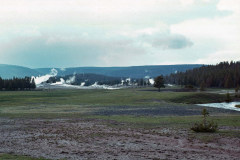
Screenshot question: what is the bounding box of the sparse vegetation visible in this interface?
[235,85,239,93]
[0,153,48,160]
[200,82,206,91]
[184,85,194,89]
[235,85,239,97]
[191,108,218,132]
[225,92,231,103]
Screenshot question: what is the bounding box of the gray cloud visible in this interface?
[0,0,237,67]
[0,34,147,67]
[0,30,195,68]
[146,34,193,50]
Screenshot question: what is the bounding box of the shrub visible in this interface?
[225,92,231,103]
[235,85,239,93]
[191,108,218,133]
[191,121,218,132]
[200,82,206,91]
[235,86,240,98]
[185,85,194,89]
[235,105,240,108]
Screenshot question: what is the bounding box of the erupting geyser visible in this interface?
[32,68,58,86]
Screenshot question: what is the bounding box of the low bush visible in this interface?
[184,85,195,89]
[225,92,231,103]
[235,105,240,108]
[191,108,218,133]
[235,94,240,98]
[191,121,218,132]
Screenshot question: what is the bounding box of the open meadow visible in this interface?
[0,88,240,159]
[2,0,240,159]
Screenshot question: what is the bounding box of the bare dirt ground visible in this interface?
[0,118,240,160]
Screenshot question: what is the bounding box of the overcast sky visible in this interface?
[0,0,239,68]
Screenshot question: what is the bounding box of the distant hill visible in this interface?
[0,64,202,79]
[0,64,40,79]
[36,65,202,78]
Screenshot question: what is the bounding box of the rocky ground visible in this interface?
[0,118,239,160]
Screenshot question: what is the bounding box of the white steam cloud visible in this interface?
[149,78,154,85]
[54,78,65,85]
[32,69,122,90]
[66,74,76,84]
[50,73,76,86]
[32,68,58,86]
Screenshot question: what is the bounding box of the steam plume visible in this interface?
[32,68,58,86]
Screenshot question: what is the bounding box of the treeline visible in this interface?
[0,77,36,90]
[165,61,240,88]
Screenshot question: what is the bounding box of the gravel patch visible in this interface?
[0,118,239,160]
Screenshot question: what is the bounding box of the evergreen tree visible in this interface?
[165,61,240,88]
[0,77,36,91]
[154,75,165,92]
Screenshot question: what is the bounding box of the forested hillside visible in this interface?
[165,61,240,88]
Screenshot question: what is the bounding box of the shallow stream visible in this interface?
[197,102,240,111]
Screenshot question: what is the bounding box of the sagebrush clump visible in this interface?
[225,92,231,103]
[235,85,239,98]
[191,108,218,132]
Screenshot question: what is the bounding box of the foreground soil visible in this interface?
[0,118,240,160]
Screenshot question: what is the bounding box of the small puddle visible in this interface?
[197,102,240,111]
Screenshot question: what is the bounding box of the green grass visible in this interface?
[166,92,226,104]
[0,88,225,106]
[0,88,229,118]
[89,115,240,128]
[0,88,238,128]
[1,112,239,128]
[89,115,240,140]
[0,154,48,160]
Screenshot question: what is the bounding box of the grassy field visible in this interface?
[0,88,239,159]
[0,88,227,106]
[0,88,229,115]
[0,87,239,131]
[0,87,238,127]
